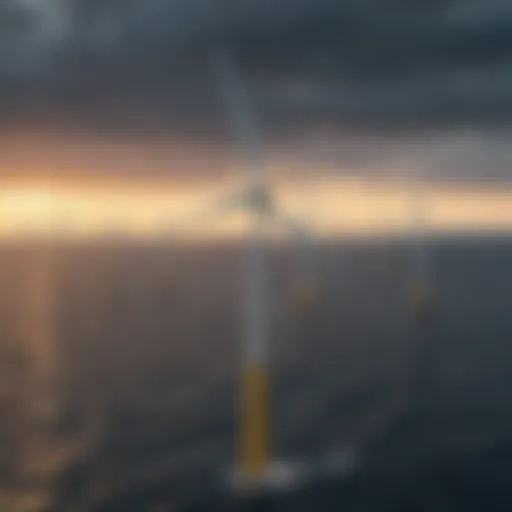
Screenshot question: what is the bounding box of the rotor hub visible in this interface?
[246,184,274,216]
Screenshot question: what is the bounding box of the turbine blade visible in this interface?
[211,48,265,184]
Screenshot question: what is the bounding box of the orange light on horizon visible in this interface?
[0,178,511,241]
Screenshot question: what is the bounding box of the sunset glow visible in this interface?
[0,178,511,241]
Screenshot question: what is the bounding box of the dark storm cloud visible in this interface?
[4,0,512,131]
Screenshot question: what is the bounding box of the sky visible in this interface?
[2,0,512,181]
[3,0,512,128]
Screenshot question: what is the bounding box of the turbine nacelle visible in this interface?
[244,183,275,218]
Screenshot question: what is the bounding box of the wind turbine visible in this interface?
[166,48,323,495]
[403,161,435,321]
[211,47,322,492]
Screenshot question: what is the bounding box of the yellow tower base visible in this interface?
[239,365,270,485]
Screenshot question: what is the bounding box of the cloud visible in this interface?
[257,62,512,130]
[0,0,72,77]
[3,0,512,133]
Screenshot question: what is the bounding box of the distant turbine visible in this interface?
[405,162,435,321]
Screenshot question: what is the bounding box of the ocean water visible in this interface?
[0,236,511,511]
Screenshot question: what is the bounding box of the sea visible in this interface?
[0,235,511,511]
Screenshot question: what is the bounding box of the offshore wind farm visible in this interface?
[2,2,512,510]
[1,118,512,510]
